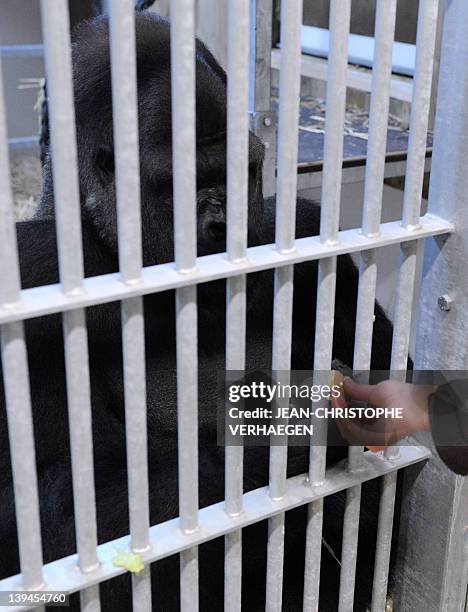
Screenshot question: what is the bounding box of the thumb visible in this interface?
[343,378,376,402]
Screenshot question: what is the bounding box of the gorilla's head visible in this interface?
[39,13,265,266]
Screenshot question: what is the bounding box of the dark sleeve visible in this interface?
[428,379,468,476]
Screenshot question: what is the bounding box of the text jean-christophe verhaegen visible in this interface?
[221,378,403,444]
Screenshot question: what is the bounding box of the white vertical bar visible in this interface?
[319,0,352,245]
[109,0,143,282]
[177,287,199,612]
[371,240,419,611]
[0,61,43,589]
[0,68,43,591]
[265,1,303,609]
[371,472,398,612]
[171,1,199,609]
[402,0,440,229]
[0,323,43,590]
[62,309,99,573]
[304,2,351,610]
[275,0,303,253]
[226,0,250,263]
[80,584,101,612]
[108,4,151,611]
[121,296,149,552]
[362,0,398,237]
[224,2,250,608]
[172,0,197,273]
[339,3,398,608]
[40,0,84,295]
[40,4,100,605]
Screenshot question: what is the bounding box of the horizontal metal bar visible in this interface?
[1,214,452,325]
[7,136,40,149]
[300,25,416,77]
[271,49,414,102]
[0,45,45,57]
[0,444,431,609]
[297,156,432,190]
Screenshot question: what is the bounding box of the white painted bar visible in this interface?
[108,3,151,609]
[108,0,143,282]
[40,5,100,607]
[0,215,452,325]
[304,2,351,608]
[40,0,84,295]
[266,1,303,606]
[171,0,200,608]
[0,323,44,591]
[362,0,398,237]
[225,0,250,586]
[402,0,440,229]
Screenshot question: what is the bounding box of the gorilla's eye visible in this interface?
[96,146,115,181]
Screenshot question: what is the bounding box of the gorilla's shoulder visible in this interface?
[260,196,321,245]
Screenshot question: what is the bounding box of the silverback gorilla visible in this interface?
[0,14,396,611]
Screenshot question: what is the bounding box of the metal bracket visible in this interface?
[251,110,276,198]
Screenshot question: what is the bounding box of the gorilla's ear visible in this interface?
[96,145,115,183]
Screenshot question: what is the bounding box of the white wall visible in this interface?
[0,0,44,140]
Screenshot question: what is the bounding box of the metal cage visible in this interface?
[0,0,467,610]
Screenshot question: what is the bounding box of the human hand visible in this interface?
[331,378,433,451]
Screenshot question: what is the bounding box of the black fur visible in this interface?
[0,14,395,611]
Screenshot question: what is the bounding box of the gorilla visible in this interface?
[0,13,396,611]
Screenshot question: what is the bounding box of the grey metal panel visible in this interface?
[251,0,276,197]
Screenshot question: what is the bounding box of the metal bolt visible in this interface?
[263,116,272,127]
[438,294,453,311]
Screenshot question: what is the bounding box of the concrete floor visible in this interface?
[10,147,41,220]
